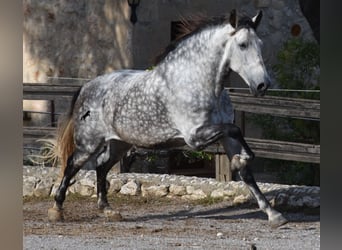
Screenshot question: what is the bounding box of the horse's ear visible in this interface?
[252,10,263,29]
[229,9,237,28]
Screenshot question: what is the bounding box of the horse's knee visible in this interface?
[231,154,248,171]
[230,151,254,171]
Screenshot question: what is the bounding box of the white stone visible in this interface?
[169,184,187,196]
[79,185,94,197]
[183,189,207,200]
[108,179,124,194]
[79,178,96,187]
[233,195,248,205]
[23,176,38,197]
[216,232,223,238]
[186,186,195,195]
[210,189,225,198]
[34,178,54,197]
[120,180,140,196]
[141,184,168,197]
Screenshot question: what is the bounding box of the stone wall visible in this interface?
[23,0,132,82]
[23,166,320,210]
[133,0,315,71]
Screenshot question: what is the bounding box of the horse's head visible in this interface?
[226,10,270,97]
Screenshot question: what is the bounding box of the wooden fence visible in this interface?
[23,83,320,181]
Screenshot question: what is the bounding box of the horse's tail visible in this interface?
[55,88,81,178]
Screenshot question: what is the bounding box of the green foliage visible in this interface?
[252,38,320,144]
[249,38,320,185]
[272,37,320,99]
[182,150,213,161]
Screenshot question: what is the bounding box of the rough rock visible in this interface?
[23,166,320,209]
[107,178,125,195]
[141,184,169,198]
[183,186,207,200]
[169,184,187,196]
[23,176,38,197]
[210,188,234,199]
[120,180,140,196]
[33,177,54,197]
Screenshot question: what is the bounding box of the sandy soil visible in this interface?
[23,195,320,249]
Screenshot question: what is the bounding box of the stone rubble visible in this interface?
[23,166,320,209]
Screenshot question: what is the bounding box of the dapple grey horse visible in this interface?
[48,9,287,227]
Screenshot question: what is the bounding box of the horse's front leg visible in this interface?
[222,134,288,228]
[188,124,288,227]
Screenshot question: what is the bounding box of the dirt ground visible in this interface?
[23,195,320,249]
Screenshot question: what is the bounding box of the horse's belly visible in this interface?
[113,110,180,147]
[115,123,179,147]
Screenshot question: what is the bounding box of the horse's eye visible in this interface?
[239,42,248,50]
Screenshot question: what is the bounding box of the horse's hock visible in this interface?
[23,166,320,210]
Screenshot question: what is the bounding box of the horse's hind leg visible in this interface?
[48,140,106,222]
[221,136,288,228]
[95,139,131,220]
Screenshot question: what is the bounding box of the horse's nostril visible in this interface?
[257,83,265,91]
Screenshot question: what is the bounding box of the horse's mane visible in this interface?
[153,12,256,65]
[153,14,229,65]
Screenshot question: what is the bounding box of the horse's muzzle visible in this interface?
[255,82,269,96]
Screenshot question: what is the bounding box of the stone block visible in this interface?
[79,185,94,197]
[233,194,249,205]
[141,184,169,198]
[120,180,140,196]
[34,177,54,197]
[183,187,207,200]
[210,188,233,199]
[169,184,187,196]
[108,179,125,194]
[23,176,38,197]
[79,178,96,187]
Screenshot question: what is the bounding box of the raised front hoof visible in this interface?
[102,207,123,222]
[48,207,64,222]
[231,154,249,170]
[269,213,288,228]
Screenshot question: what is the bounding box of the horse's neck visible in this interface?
[155,26,231,95]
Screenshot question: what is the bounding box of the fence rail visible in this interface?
[229,91,320,119]
[23,83,320,181]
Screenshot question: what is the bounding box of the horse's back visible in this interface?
[72,70,146,145]
[73,69,179,147]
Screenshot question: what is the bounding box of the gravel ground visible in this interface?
[23,195,320,250]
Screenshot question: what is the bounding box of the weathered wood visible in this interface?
[246,138,320,164]
[23,83,320,119]
[23,83,81,100]
[228,91,320,119]
[23,127,56,146]
[215,154,232,182]
[22,126,320,164]
[23,126,56,137]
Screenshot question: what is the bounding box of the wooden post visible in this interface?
[215,154,232,182]
[50,100,55,127]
